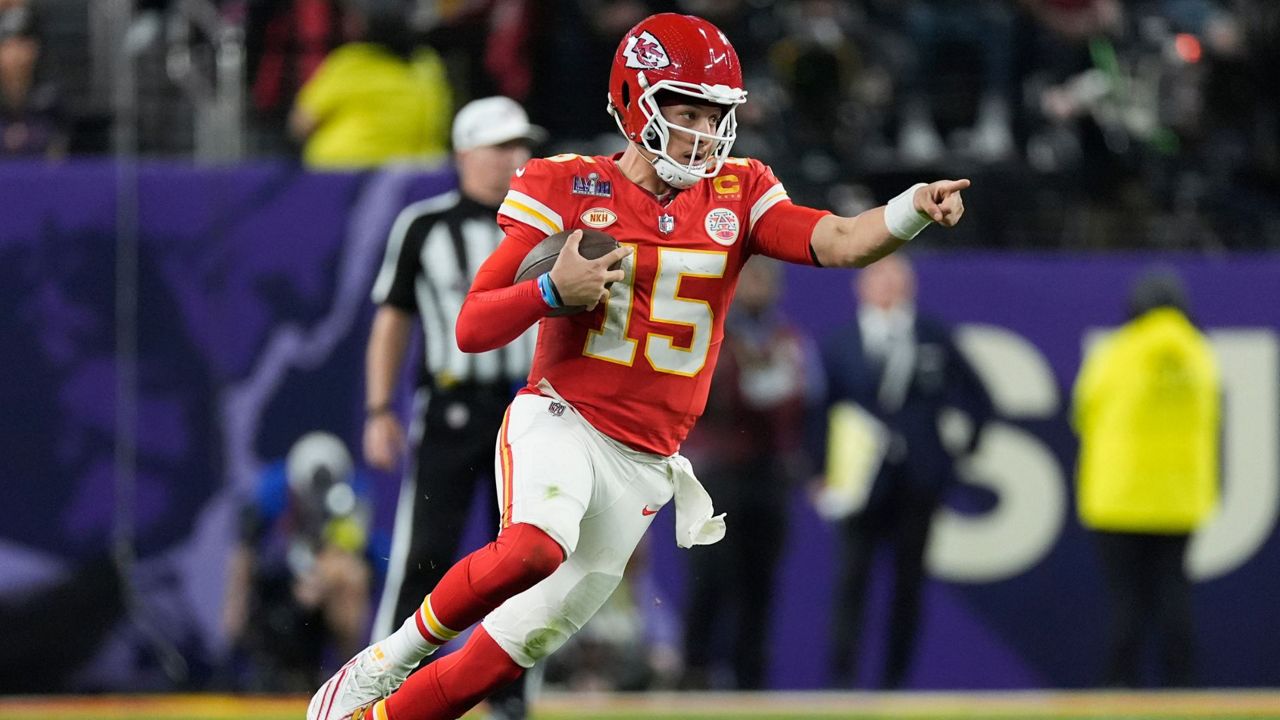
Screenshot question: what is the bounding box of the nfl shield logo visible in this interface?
[658,214,675,234]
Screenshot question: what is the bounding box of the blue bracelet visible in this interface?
[537,272,561,309]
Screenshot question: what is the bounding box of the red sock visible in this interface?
[383,625,523,720]
[413,523,563,645]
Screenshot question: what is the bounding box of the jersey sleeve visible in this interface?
[744,160,829,265]
[496,157,573,245]
[455,235,548,353]
[457,158,580,353]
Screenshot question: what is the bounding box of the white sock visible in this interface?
[382,614,436,666]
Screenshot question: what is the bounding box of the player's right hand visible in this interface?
[364,413,406,471]
[548,230,631,311]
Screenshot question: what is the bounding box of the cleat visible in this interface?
[307,643,413,720]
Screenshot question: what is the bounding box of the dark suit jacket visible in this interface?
[821,312,995,501]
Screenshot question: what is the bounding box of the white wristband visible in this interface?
[884,183,932,241]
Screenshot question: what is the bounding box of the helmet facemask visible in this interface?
[611,73,747,189]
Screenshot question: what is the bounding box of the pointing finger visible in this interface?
[933,179,971,196]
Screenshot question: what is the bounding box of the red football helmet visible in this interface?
[607,13,747,189]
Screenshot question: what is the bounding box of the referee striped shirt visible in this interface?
[372,190,535,388]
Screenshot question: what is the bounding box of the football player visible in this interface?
[309,12,967,720]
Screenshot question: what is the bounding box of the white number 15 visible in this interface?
[583,247,728,377]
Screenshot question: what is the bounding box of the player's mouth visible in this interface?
[681,151,708,167]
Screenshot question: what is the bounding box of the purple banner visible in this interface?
[0,163,1276,691]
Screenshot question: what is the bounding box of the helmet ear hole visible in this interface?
[621,81,631,109]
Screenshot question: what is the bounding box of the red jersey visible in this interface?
[459,153,827,455]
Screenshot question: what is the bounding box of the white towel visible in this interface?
[668,454,727,548]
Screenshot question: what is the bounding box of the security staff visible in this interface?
[1073,269,1220,687]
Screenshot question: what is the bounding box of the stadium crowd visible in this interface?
[3,0,1279,249]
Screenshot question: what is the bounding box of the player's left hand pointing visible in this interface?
[914,179,970,227]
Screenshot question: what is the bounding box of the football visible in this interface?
[514,229,621,316]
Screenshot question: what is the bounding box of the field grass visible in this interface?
[4,691,1280,720]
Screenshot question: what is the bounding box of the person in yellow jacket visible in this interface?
[290,5,451,169]
[1072,268,1220,688]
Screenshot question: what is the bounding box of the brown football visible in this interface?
[514,229,621,317]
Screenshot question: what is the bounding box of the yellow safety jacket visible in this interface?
[1073,308,1220,533]
[297,44,451,169]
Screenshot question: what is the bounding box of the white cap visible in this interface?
[451,96,547,152]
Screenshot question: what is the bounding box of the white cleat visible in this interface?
[307,643,414,720]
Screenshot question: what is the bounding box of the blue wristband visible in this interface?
[537,272,561,309]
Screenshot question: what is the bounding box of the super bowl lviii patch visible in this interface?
[572,173,612,198]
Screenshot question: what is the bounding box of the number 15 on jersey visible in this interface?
[584,247,729,378]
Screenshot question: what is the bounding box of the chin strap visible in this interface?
[652,155,700,189]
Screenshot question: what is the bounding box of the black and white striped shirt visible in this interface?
[372,191,535,388]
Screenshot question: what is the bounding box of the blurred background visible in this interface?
[1,0,1278,715]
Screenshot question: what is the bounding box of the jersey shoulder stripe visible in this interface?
[499,155,601,236]
[499,189,564,237]
[749,182,790,227]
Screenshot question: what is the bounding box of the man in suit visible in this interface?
[821,254,994,689]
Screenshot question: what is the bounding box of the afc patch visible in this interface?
[622,30,671,70]
[704,208,739,246]
[712,174,741,200]
[572,173,612,198]
[548,401,566,417]
[580,207,617,229]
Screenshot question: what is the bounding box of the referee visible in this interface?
[364,97,544,720]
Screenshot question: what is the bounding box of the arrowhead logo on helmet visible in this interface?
[623,31,671,70]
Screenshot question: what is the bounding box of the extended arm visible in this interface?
[809,180,970,267]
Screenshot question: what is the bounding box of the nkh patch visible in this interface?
[580,207,617,229]
[704,208,739,245]
[657,213,675,234]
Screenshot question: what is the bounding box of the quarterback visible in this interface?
[309,12,967,720]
